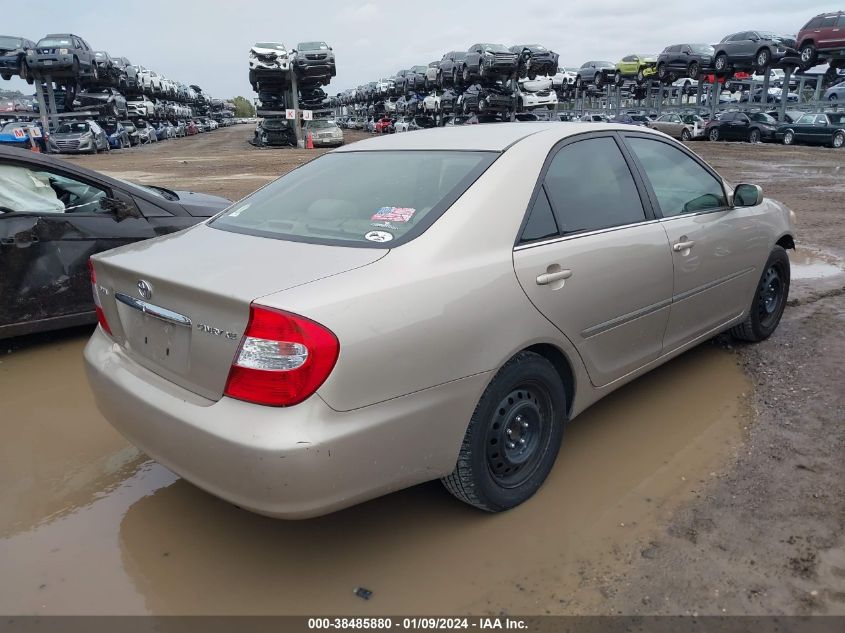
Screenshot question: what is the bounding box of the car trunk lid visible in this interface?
[93,224,387,401]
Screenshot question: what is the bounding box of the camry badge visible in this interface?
[137,280,153,300]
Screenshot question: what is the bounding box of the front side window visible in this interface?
[626,137,726,217]
[211,151,495,247]
[543,137,645,234]
[0,163,108,214]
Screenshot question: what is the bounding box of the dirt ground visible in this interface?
[1,125,843,615]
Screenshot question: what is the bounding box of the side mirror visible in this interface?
[733,183,763,207]
[102,197,140,220]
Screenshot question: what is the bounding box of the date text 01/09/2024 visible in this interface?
[306,617,528,630]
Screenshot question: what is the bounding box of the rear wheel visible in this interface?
[755,48,771,71]
[681,128,692,141]
[462,66,471,83]
[714,53,728,74]
[441,351,566,512]
[833,131,844,149]
[594,72,603,88]
[731,247,790,342]
[614,71,623,87]
[688,61,700,80]
[709,127,720,141]
[657,62,667,80]
[749,128,761,143]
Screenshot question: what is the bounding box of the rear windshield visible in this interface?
[211,151,496,247]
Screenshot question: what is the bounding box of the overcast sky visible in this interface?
[2,0,832,98]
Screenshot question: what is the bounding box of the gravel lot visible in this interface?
[1,124,843,615]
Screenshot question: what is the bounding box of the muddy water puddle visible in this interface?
[789,247,845,280]
[0,332,750,615]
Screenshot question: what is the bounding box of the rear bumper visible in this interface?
[84,327,489,519]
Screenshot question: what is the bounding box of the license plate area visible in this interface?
[115,294,191,374]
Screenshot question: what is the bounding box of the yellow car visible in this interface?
[614,53,658,85]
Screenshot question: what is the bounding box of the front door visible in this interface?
[512,134,673,387]
[0,160,155,331]
[622,133,769,351]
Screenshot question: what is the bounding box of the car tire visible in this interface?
[731,246,790,342]
[681,128,692,141]
[749,128,761,143]
[688,61,700,80]
[478,63,485,79]
[19,58,29,82]
[91,64,99,80]
[709,127,720,141]
[574,75,581,89]
[755,48,771,71]
[799,43,818,69]
[829,94,838,101]
[657,62,667,80]
[832,131,845,149]
[714,53,728,74]
[636,68,645,84]
[594,72,603,88]
[462,66,471,83]
[441,351,566,512]
[614,71,623,87]
[452,68,458,85]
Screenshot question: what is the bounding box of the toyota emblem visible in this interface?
[137,280,153,300]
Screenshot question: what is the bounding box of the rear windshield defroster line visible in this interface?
[210,150,498,248]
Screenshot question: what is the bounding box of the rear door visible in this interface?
[622,133,768,351]
[512,133,673,387]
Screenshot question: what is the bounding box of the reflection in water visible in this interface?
[1,341,750,615]
[788,248,845,281]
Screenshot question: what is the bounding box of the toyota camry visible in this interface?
[85,123,796,518]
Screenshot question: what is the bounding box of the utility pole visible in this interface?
[290,70,303,147]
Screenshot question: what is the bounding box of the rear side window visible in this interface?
[626,137,726,217]
[211,151,495,247]
[838,16,845,27]
[803,17,823,29]
[543,137,645,234]
[520,188,559,243]
[821,16,838,27]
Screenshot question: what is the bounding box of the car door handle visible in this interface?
[673,240,695,252]
[536,269,572,285]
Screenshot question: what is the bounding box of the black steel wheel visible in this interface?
[441,351,566,512]
[731,246,790,342]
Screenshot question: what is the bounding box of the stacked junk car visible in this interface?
[0,31,235,154]
[333,14,844,143]
[249,41,343,147]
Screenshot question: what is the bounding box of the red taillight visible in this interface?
[88,258,112,336]
[224,305,339,407]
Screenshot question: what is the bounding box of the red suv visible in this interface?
[798,12,845,68]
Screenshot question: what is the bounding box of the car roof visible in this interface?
[333,122,665,152]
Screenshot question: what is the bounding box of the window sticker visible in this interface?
[364,230,393,243]
[371,206,416,223]
[229,204,250,217]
